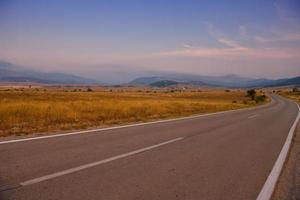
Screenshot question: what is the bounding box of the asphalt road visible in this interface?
[0,94,298,200]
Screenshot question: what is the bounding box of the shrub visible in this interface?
[247,89,256,100]
[255,95,267,103]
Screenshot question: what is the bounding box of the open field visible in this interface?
[0,87,266,137]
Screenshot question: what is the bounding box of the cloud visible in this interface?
[202,21,224,38]
[156,21,300,60]
[217,38,248,50]
[156,46,299,59]
[255,33,300,43]
[255,0,300,43]
[183,44,195,49]
[157,37,300,60]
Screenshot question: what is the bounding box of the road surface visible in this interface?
[0,94,298,200]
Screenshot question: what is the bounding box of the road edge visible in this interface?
[256,99,300,200]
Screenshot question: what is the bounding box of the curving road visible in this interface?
[0,94,298,200]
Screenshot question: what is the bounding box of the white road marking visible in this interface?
[256,101,300,200]
[20,137,184,186]
[0,100,272,145]
[248,114,260,119]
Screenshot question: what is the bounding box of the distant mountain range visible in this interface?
[0,61,101,84]
[129,74,300,88]
[149,80,180,87]
[0,60,299,87]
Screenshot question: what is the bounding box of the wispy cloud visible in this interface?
[217,38,248,50]
[157,45,299,59]
[255,0,300,43]
[203,21,224,38]
[182,44,197,49]
[156,22,300,60]
[255,33,300,43]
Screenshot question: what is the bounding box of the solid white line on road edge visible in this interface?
[248,114,260,119]
[0,98,273,145]
[256,102,300,200]
[20,137,184,186]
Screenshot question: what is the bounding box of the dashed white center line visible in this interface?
[248,114,260,119]
[20,137,184,186]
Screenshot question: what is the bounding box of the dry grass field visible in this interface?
[0,88,265,137]
[279,90,300,104]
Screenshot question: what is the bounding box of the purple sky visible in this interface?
[0,0,300,83]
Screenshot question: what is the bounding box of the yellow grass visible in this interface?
[0,89,262,137]
[279,91,300,104]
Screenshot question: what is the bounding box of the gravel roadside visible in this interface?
[272,123,300,200]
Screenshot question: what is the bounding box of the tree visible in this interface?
[247,89,256,100]
[87,88,93,92]
[292,87,299,93]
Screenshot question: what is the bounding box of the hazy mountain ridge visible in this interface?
[0,61,102,84]
[149,80,179,87]
[1,60,299,87]
[268,77,300,87]
[129,74,300,88]
[129,73,257,87]
[149,79,210,88]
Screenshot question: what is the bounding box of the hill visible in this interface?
[129,74,300,88]
[149,80,179,87]
[0,61,102,84]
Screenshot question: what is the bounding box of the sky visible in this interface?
[0,0,300,83]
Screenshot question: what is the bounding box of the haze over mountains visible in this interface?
[0,61,101,84]
[130,74,300,88]
[0,60,299,88]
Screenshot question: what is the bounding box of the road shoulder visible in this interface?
[272,122,300,200]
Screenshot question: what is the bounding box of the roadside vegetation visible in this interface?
[0,88,267,137]
[246,89,267,103]
[279,87,300,104]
